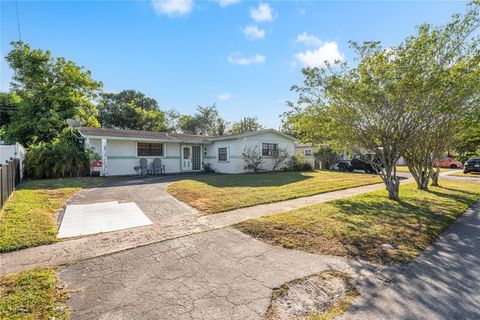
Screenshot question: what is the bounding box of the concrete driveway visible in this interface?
[60,228,376,320]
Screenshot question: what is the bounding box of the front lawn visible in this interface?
[0,268,68,320]
[449,171,480,178]
[0,177,116,253]
[167,171,382,214]
[235,180,480,264]
[395,166,451,173]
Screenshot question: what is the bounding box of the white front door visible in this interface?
[182,146,192,171]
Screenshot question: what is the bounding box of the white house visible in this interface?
[294,143,318,169]
[78,127,297,175]
[0,143,26,178]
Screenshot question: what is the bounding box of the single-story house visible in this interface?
[294,143,318,168]
[78,127,297,176]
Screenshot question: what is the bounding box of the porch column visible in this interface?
[101,138,108,176]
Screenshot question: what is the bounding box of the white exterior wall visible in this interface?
[0,143,26,178]
[294,146,317,168]
[204,132,295,174]
[87,138,182,176]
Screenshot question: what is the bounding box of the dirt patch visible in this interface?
[266,272,358,320]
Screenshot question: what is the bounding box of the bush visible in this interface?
[202,162,217,173]
[242,146,264,172]
[285,154,313,171]
[24,128,93,179]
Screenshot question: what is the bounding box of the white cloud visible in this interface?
[295,32,322,47]
[151,0,193,17]
[218,0,240,7]
[294,41,344,68]
[218,93,233,101]
[250,3,273,22]
[227,53,266,65]
[242,25,265,40]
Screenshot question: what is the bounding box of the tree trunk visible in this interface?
[431,165,441,187]
[385,175,400,200]
[417,170,429,191]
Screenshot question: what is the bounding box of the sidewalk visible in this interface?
[0,170,460,274]
[338,201,480,320]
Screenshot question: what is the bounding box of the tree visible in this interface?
[176,104,227,135]
[229,117,264,134]
[400,3,480,189]
[285,42,420,200]
[242,146,264,172]
[97,90,167,131]
[4,41,102,146]
[177,115,199,134]
[0,92,20,128]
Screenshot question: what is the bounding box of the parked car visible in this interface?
[464,157,480,174]
[434,157,463,168]
[333,154,381,173]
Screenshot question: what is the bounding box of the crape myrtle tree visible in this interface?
[401,2,480,189]
[4,41,102,146]
[284,42,421,200]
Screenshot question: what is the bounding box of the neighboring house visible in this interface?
[294,143,318,168]
[78,127,296,176]
[0,143,26,178]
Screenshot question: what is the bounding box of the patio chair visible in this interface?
[152,158,165,175]
[138,158,148,176]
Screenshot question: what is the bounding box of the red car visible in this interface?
[434,157,463,169]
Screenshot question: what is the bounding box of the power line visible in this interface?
[15,0,22,41]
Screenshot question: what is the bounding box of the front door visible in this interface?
[192,145,202,171]
[182,146,192,171]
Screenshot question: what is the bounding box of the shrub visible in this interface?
[202,162,217,173]
[285,154,313,171]
[24,128,93,179]
[242,146,264,172]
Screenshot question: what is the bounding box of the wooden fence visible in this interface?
[0,158,21,208]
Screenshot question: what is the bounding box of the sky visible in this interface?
[0,0,469,129]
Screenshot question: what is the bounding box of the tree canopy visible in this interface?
[4,41,102,146]
[284,2,480,198]
[229,117,264,134]
[97,90,167,131]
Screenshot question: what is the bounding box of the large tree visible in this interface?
[0,92,20,128]
[285,42,421,200]
[401,3,480,189]
[176,104,227,136]
[229,117,264,134]
[4,41,102,146]
[97,90,167,131]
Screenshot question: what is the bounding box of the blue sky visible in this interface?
[0,0,468,128]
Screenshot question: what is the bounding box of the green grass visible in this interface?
[0,177,118,253]
[449,171,480,178]
[0,268,68,320]
[235,179,480,264]
[395,166,451,173]
[167,171,382,214]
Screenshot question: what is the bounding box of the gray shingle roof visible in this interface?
[78,127,296,143]
[78,127,211,143]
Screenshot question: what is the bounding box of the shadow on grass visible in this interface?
[325,186,478,264]
[346,202,480,319]
[181,171,315,188]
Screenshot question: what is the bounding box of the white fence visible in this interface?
[0,143,25,178]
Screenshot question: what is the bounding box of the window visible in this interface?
[262,143,278,156]
[218,147,228,162]
[304,149,312,156]
[137,143,164,157]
